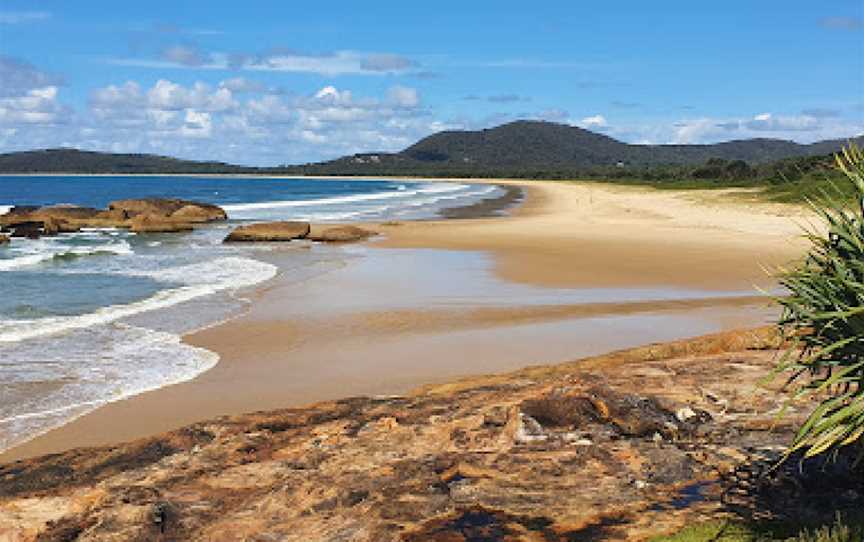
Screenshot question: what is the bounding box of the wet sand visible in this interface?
[1,180,810,462]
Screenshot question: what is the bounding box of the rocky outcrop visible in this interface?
[224,221,311,242]
[1,327,851,541]
[0,199,227,235]
[129,214,194,234]
[108,198,227,222]
[308,225,376,243]
[8,222,45,239]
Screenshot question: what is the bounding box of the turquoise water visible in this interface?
[0,176,505,453]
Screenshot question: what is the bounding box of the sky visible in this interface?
[0,1,862,166]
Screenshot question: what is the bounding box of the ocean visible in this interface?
[0,175,506,453]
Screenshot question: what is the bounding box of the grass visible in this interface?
[585,174,850,205]
[651,516,864,542]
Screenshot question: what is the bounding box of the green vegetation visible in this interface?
[652,516,864,542]
[0,148,258,174]
[774,145,864,459]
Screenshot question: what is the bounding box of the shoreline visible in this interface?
[0,179,810,462]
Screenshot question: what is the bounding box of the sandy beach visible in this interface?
[0,179,811,462]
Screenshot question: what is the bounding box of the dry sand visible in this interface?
[0,180,812,462]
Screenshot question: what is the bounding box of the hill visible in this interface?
[0,122,861,181]
[0,148,256,174]
[290,120,863,177]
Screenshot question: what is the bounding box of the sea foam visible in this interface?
[0,256,277,343]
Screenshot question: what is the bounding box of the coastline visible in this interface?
[0,179,811,462]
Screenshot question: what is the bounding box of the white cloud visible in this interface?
[112,49,417,76]
[0,11,50,24]
[145,80,235,112]
[180,110,212,138]
[219,77,265,94]
[665,112,861,144]
[579,114,608,129]
[387,85,420,108]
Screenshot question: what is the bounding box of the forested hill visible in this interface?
[0,148,257,174]
[292,120,863,177]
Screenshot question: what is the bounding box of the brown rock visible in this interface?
[32,205,100,221]
[170,204,227,223]
[109,198,227,222]
[0,234,9,245]
[129,214,194,234]
[224,221,310,242]
[94,209,129,221]
[308,225,376,243]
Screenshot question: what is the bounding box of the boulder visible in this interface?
[224,222,311,243]
[10,221,44,239]
[308,225,376,243]
[1,205,99,229]
[130,214,194,234]
[109,198,227,222]
[0,234,9,245]
[171,204,227,223]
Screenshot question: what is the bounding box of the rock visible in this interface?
[520,395,598,428]
[0,234,9,245]
[130,214,194,234]
[9,222,43,239]
[40,217,80,235]
[32,205,101,221]
[170,204,228,223]
[308,225,376,243]
[109,198,226,222]
[41,217,61,236]
[514,413,548,443]
[94,209,129,221]
[223,222,311,243]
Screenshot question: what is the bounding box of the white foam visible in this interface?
[0,256,276,343]
[0,324,219,453]
[222,183,467,213]
[0,240,133,271]
[0,205,12,216]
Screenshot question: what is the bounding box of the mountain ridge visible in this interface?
[0,120,861,175]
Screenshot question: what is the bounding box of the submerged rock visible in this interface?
[308,225,376,243]
[223,221,311,242]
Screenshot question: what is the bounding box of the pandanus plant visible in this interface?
[775,143,864,462]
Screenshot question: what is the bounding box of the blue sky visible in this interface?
[0,1,862,165]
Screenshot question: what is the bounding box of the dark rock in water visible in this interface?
[129,214,195,234]
[9,221,44,239]
[108,198,227,222]
[224,221,311,242]
[308,225,377,243]
[0,234,9,245]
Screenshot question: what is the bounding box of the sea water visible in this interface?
[0,175,505,453]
